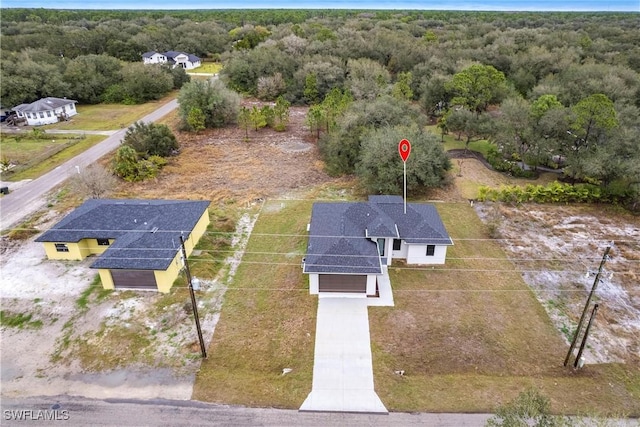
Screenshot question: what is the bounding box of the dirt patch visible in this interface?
[475,202,640,364]
[115,106,334,206]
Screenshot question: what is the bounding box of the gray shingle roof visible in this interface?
[13,97,77,113]
[304,196,452,274]
[36,199,210,271]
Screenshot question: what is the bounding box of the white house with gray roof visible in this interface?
[142,50,201,70]
[12,97,78,126]
[303,196,452,295]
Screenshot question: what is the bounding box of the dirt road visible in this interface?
[0,99,179,231]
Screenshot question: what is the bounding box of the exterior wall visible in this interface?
[144,53,166,64]
[23,103,77,126]
[98,269,114,290]
[366,274,377,295]
[42,242,84,261]
[406,244,447,265]
[391,239,409,261]
[183,210,210,256]
[154,252,183,293]
[309,273,319,295]
[82,238,114,256]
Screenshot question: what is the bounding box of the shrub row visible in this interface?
[477,182,603,204]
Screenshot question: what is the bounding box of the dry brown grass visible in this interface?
[192,199,316,408]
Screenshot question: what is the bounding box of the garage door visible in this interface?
[319,274,367,293]
[111,270,157,290]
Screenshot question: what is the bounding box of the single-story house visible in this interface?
[12,97,78,126]
[303,195,453,296]
[142,50,201,70]
[35,199,210,293]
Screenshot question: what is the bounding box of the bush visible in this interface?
[477,182,603,204]
[122,122,178,158]
[178,79,241,131]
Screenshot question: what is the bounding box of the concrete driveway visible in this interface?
[300,267,393,413]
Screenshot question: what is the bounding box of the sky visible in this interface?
[1,0,639,11]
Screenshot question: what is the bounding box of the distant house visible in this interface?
[302,196,453,295]
[12,97,78,126]
[142,50,201,70]
[35,199,210,293]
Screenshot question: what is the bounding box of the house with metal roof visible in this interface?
[302,196,452,295]
[142,50,201,70]
[35,199,210,293]
[12,97,78,126]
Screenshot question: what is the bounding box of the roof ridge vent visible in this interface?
[151,227,159,233]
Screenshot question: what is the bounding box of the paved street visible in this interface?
[0,99,178,232]
[0,395,493,426]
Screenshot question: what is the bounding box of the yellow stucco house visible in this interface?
[36,199,210,293]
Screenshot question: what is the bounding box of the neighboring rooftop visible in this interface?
[36,199,210,270]
[304,196,452,275]
[12,97,77,113]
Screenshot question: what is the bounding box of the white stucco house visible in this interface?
[302,195,453,296]
[142,50,201,70]
[12,97,78,126]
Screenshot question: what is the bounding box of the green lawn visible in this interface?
[1,133,105,181]
[47,93,177,131]
[192,197,640,415]
[426,125,494,156]
[189,62,222,74]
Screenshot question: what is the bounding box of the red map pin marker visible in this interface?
[398,139,411,162]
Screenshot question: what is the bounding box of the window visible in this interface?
[377,238,385,257]
[46,111,52,117]
[69,104,75,110]
[39,112,44,118]
[55,243,69,253]
[97,238,110,246]
[426,245,435,256]
[393,239,401,251]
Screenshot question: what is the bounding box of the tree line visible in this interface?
[2,10,639,207]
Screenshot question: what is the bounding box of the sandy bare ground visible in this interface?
[0,208,257,400]
[475,203,640,364]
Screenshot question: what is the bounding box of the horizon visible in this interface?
[1,0,639,12]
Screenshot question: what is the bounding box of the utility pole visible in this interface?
[574,303,599,369]
[180,235,207,359]
[564,246,610,367]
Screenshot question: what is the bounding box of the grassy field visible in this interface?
[192,199,317,408]
[426,125,494,156]
[190,62,222,74]
[1,133,106,181]
[192,197,640,415]
[47,92,177,131]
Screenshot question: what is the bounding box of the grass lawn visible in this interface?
[193,197,640,415]
[426,125,494,157]
[190,62,222,74]
[192,199,317,408]
[1,133,105,181]
[47,92,178,131]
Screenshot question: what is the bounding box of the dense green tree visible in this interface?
[392,71,414,101]
[187,108,206,133]
[320,95,424,175]
[237,106,251,139]
[177,79,241,130]
[346,57,391,100]
[249,106,267,131]
[447,64,507,113]
[122,121,179,157]
[273,96,291,131]
[62,54,121,104]
[356,125,450,194]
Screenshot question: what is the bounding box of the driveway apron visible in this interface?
[300,297,388,413]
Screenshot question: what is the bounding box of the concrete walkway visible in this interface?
[300,267,393,413]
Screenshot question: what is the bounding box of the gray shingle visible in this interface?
[36,199,210,271]
[304,196,452,274]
